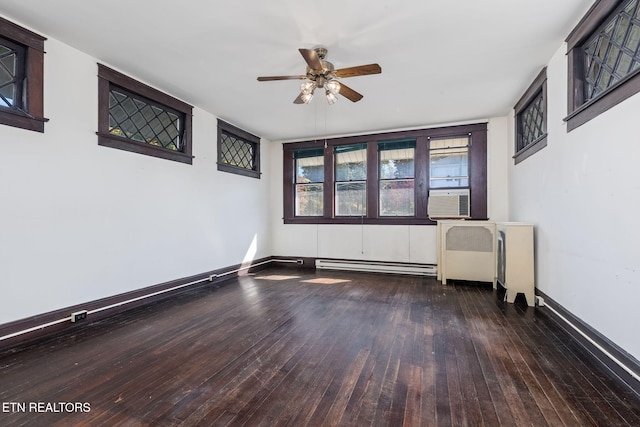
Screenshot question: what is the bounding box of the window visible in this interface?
[514,68,547,163]
[378,140,415,217]
[97,64,193,164]
[429,137,469,188]
[283,123,487,225]
[217,119,261,178]
[0,16,46,132]
[335,144,367,216]
[566,0,640,131]
[295,148,324,216]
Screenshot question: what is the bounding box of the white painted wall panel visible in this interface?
[0,37,272,324]
[508,43,640,360]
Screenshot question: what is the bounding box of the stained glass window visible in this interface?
[584,0,640,100]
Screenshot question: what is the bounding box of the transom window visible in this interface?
[0,37,25,110]
[217,119,261,179]
[0,17,46,132]
[566,0,640,131]
[584,0,640,101]
[97,64,193,164]
[514,67,547,163]
[283,123,488,225]
[109,87,183,151]
[518,94,544,149]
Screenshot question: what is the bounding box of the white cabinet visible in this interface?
[496,222,535,306]
[437,220,496,286]
[437,220,535,307]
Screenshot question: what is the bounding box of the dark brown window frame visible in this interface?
[565,0,640,131]
[0,16,47,133]
[97,64,193,164]
[217,119,261,179]
[283,123,487,225]
[514,67,548,164]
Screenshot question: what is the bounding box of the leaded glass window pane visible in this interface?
[219,131,256,170]
[335,144,367,216]
[429,137,469,189]
[518,91,545,152]
[108,87,183,151]
[0,38,23,109]
[584,0,640,101]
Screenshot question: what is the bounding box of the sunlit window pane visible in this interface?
[429,137,469,188]
[296,184,323,216]
[295,148,324,216]
[379,140,415,216]
[380,180,414,216]
[335,144,367,216]
[336,182,366,216]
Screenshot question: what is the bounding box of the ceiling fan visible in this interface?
[257,47,381,104]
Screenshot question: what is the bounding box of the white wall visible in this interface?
[0,36,272,324]
[269,117,510,264]
[508,44,640,361]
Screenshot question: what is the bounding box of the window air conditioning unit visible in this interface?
[428,189,470,218]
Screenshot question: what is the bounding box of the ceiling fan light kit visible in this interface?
[257,47,381,105]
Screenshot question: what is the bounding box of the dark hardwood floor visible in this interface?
[0,267,638,426]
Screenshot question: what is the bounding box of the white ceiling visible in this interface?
[0,0,594,142]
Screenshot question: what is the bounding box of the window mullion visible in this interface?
[415,136,429,220]
[323,145,333,219]
[367,140,378,219]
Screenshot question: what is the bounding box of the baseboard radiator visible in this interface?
[315,259,436,276]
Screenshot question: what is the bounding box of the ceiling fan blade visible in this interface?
[339,83,364,102]
[257,75,307,81]
[299,48,323,71]
[293,93,305,104]
[334,64,382,78]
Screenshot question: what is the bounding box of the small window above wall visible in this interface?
[514,68,547,164]
[0,17,47,132]
[565,0,640,131]
[97,64,193,164]
[217,119,261,178]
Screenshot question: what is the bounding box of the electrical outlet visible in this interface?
[71,310,88,322]
[535,296,545,307]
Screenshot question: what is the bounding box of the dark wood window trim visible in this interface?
[97,64,193,164]
[283,123,487,225]
[217,119,261,179]
[514,67,548,164]
[565,0,640,131]
[0,16,47,133]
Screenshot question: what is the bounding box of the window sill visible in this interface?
[217,162,261,179]
[97,132,193,164]
[513,134,547,164]
[284,217,437,225]
[565,68,640,132]
[0,108,48,133]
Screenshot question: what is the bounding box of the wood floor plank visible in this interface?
[0,268,638,426]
